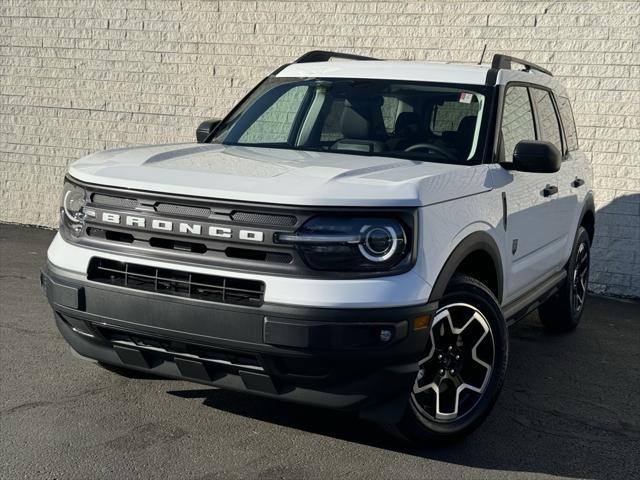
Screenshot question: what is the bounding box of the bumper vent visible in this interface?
[87,258,265,307]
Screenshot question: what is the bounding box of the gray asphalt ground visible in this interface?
[1,224,639,480]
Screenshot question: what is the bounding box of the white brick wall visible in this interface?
[1,0,638,297]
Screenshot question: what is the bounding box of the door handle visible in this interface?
[572,178,585,188]
[543,184,558,197]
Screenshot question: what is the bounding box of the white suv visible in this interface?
[42,51,594,443]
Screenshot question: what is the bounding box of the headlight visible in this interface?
[275,216,411,272]
[60,180,88,236]
[359,225,399,262]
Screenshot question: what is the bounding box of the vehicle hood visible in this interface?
[69,143,491,207]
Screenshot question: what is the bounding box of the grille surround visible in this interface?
[88,258,265,307]
[91,193,298,226]
[68,177,417,279]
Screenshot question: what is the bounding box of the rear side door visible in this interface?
[491,85,566,302]
[555,94,591,219]
[529,88,577,262]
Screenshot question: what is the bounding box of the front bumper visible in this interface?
[42,262,435,422]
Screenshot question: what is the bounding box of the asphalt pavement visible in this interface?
[1,224,639,480]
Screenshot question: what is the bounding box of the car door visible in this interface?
[555,94,591,225]
[529,88,577,262]
[490,85,566,303]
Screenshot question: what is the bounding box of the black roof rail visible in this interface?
[491,54,553,76]
[293,50,379,63]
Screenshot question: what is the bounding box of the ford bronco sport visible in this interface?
[42,51,594,443]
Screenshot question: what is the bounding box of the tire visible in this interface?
[388,274,509,444]
[538,226,590,333]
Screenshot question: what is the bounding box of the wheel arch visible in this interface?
[578,192,595,243]
[428,231,504,305]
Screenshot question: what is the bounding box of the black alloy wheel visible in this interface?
[387,274,508,444]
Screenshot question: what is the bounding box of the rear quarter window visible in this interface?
[556,96,579,151]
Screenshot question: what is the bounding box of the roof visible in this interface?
[275,56,566,95]
[276,60,491,85]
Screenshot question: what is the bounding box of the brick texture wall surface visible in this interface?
[1,0,638,297]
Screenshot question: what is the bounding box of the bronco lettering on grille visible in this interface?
[99,211,264,242]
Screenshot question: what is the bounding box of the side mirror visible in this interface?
[196,119,220,143]
[504,140,561,173]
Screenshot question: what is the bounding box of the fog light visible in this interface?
[379,329,393,343]
[70,223,83,237]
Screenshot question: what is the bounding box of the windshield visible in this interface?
[210,78,491,165]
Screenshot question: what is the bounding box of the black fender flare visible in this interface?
[427,231,504,304]
[578,191,595,237]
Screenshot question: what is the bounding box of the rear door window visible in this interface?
[556,96,579,151]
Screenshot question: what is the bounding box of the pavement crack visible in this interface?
[0,274,29,280]
[101,422,188,452]
[1,400,54,415]
[0,385,112,416]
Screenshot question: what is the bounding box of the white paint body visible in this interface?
[68,143,487,207]
[50,60,592,309]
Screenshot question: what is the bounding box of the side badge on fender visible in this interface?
[512,239,518,255]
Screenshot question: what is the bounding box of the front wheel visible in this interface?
[388,274,508,444]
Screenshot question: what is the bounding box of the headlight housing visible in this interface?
[59,180,88,236]
[275,216,412,273]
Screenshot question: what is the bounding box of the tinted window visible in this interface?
[501,86,536,160]
[320,99,346,142]
[239,86,308,144]
[557,96,579,151]
[530,88,563,152]
[212,78,490,165]
[321,95,402,141]
[381,96,400,133]
[431,98,480,134]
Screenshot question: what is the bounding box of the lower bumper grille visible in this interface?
[97,325,263,371]
[87,258,265,307]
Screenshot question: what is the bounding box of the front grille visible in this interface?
[155,203,211,218]
[87,258,265,307]
[231,211,297,227]
[76,183,316,277]
[92,194,139,210]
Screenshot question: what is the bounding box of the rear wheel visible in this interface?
[389,274,508,444]
[539,226,590,333]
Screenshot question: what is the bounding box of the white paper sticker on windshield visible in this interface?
[459,92,473,103]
